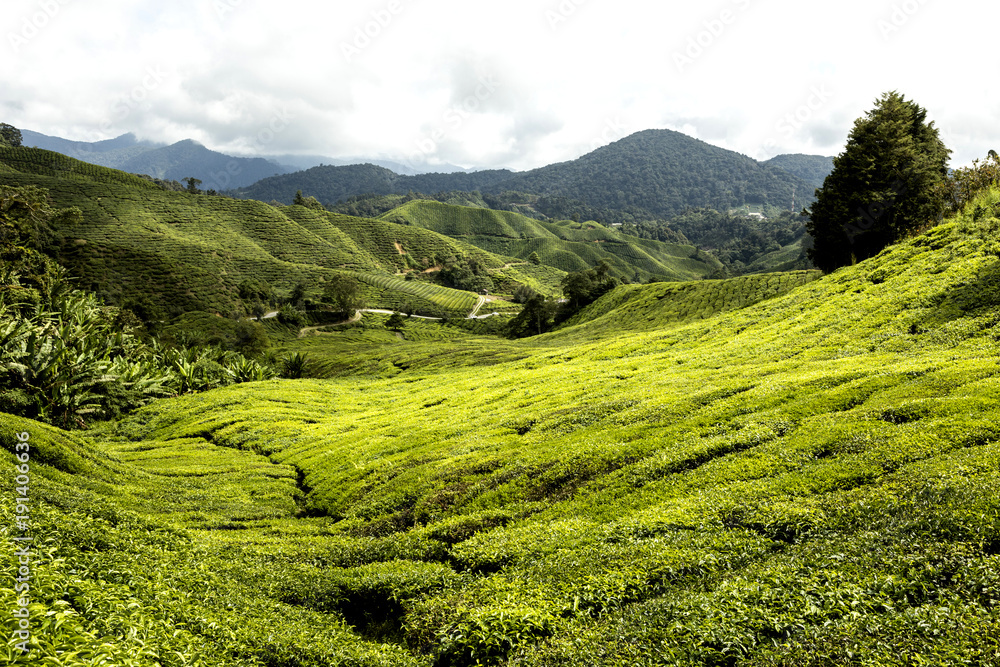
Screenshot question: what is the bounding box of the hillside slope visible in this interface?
[381,199,721,281]
[5,189,1000,665]
[0,147,533,317]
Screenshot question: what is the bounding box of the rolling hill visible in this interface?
[380,199,721,281]
[0,146,561,318]
[4,184,1000,665]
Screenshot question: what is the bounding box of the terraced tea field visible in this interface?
[382,200,721,281]
[4,188,1000,665]
[0,148,543,317]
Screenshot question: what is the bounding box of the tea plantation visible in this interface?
[381,200,721,282]
[3,187,1000,664]
[0,148,547,318]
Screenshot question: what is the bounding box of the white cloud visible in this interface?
[1,0,995,170]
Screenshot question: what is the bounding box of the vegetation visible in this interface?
[232,131,814,222]
[639,207,812,276]
[807,92,951,272]
[381,199,720,283]
[487,129,814,219]
[232,163,514,207]
[762,153,834,190]
[5,184,1000,664]
[0,147,547,320]
[0,123,22,148]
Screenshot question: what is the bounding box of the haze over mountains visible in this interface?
[19,130,462,189]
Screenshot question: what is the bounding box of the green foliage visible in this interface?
[807,91,952,272]
[385,312,406,331]
[946,151,1000,211]
[382,199,719,283]
[0,122,22,148]
[763,153,834,190]
[0,150,517,320]
[495,129,813,220]
[322,273,366,320]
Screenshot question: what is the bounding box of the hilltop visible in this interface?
[4,182,1000,664]
[232,130,817,220]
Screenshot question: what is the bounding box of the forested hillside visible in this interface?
[762,153,834,190]
[233,163,515,206]
[232,130,815,221]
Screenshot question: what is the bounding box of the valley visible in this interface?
[1,123,999,666]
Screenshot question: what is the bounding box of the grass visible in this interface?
[4,189,1000,665]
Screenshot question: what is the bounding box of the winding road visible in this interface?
[292,296,506,338]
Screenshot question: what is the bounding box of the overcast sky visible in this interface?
[2,0,996,172]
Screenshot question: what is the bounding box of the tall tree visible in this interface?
[183,177,202,194]
[806,92,951,272]
[321,274,365,320]
[0,123,22,147]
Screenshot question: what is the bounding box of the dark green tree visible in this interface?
[321,274,364,320]
[234,320,270,357]
[0,123,22,147]
[183,177,202,194]
[385,311,406,331]
[506,295,556,338]
[806,92,951,272]
[528,251,541,265]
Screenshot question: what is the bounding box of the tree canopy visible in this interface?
[0,123,22,147]
[806,92,951,272]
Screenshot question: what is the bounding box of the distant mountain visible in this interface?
[21,130,163,167]
[763,154,834,191]
[262,153,469,176]
[233,164,516,205]
[484,130,816,219]
[21,130,468,185]
[21,130,291,189]
[233,130,818,221]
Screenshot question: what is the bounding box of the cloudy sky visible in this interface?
[2,0,995,172]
